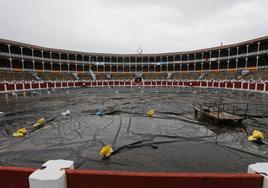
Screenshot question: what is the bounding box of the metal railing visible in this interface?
[1,50,268,65]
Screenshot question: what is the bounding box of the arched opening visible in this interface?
[238,45,247,55]
[124,57,130,63]
[168,56,174,62]
[33,50,42,57]
[137,65,142,72]
[61,64,68,71]
[35,61,43,70]
[77,65,83,72]
[237,58,246,68]
[52,63,60,71]
[174,64,180,71]
[91,64,97,71]
[111,65,117,72]
[77,54,83,61]
[203,62,209,71]
[195,63,202,71]
[22,48,32,56]
[247,57,256,68]
[156,65,160,72]
[44,63,51,71]
[0,58,11,68]
[69,64,76,71]
[175,55,181,61]
[84,65,90,72]
[249,43,258,53]
[10,45,21,55]
[98,65,104,72]
[69,54,75,61]
[105,65,111,72]
[134,77,142,83]
[219,61,228,70]
[259,55,268,66]
[220,49,228,58]
[189,54,194,61]
[118,65,123,72]
[104,57,111,62]
[124,65,129,72]
[43,51,50,59]
[143,65,148,72]
[52,52,59,59]
[168,64,173,71]
[229,60,236,69]
[0,43,9,53]
[162,65,167,71]
[211,61,218,70]
[24,61,33,69]
[12,59,22,69]
[181,64,187,71]
[129,65,134,72]
[61,54,68,60]
[149,65,155,72]
[189,63,194,71]
[260,40,268,51]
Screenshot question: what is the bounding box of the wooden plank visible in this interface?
[208,112,242,120]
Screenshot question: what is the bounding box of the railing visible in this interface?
[1,50,268,65]
[0,79,267,94]
[1,66,268,74]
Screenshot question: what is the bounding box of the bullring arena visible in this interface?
[0,36,268,188]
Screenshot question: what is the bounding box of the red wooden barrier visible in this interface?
[0,166,264,188]
[66,169,263,188]
[0,166,35,188]
[227,82,233,88]
[249,83,256,90]
[6,83,15,91]
[32,83,39,89]
[16,83,23,90]
[214,82,219,87]
[243,83,248,90]
[256,83,264,91]
[0,83,5,91]
[234,82,242,89]
[1,80,268,93]
[25,83,30,89]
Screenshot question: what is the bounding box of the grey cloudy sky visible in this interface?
[0,0,267,54]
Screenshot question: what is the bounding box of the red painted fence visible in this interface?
[0,80,267,93]
[0,166,264,188]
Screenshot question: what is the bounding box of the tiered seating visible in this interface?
[96,73,105,80]
[111,73,134,80]
[0,71,33,81]
[37,72,74,80]
[206,72,227,80]
[173,72,200,80]
[143,73,167,80]
[242,69,268,80]
[77,73,92,80]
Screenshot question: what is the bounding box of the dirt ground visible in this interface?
[0,87,267,172]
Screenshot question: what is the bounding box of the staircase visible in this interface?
[167,72,173,79]
[238,70,251,79]
[72,72,80,80]
[105,73,111,80]
[89,69,96,80]
[198,71,209,80]
[30,71,41,80]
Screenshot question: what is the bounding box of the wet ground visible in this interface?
[0,87,267,172]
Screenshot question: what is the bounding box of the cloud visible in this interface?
[0,0,267,54]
